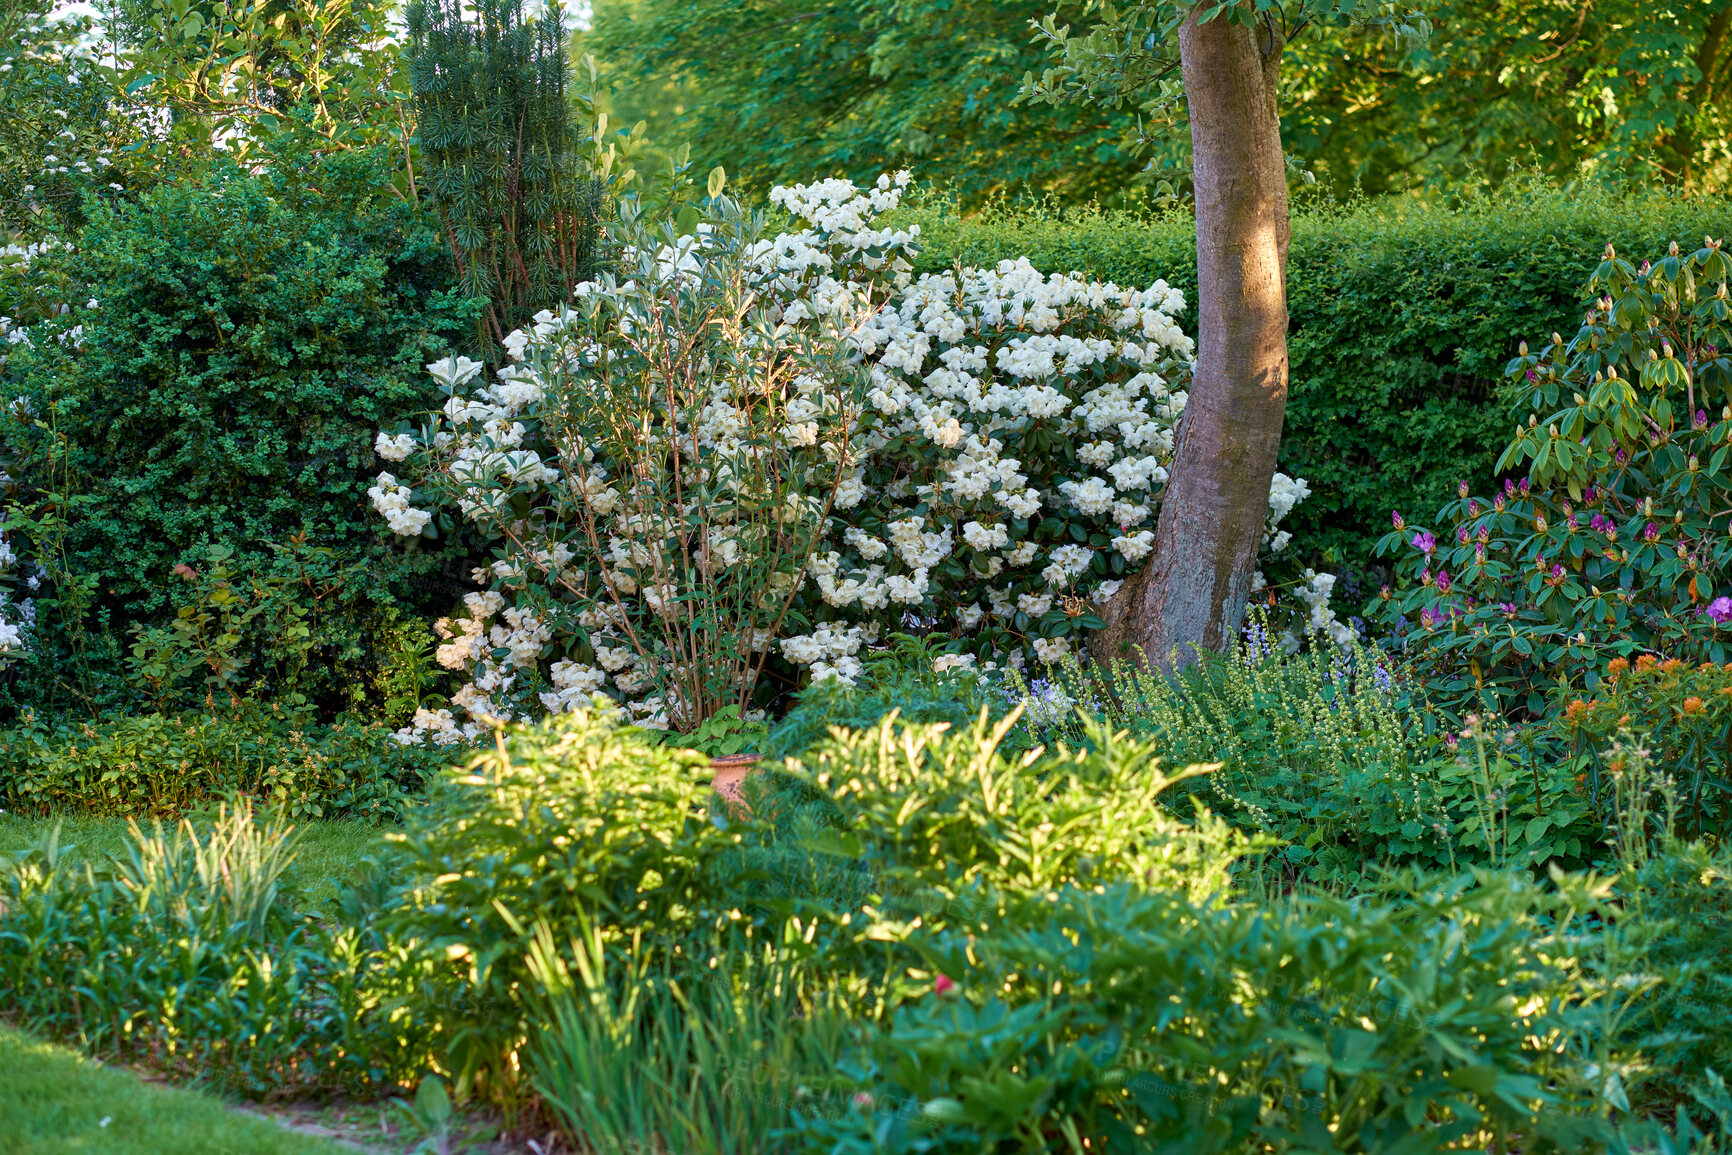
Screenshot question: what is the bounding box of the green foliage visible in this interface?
[114,0,413,168]
[664,703,769,758]
[1558,657,1732,852]
[0,705,449,821]
[1617,840,1732,1108]
[0,804,430,1097]
[791,871,1619,1154]
[1277,0,1732,197]
[588,0,1147,210]
[783,712,1267,924]
[1009,629,1603,882]
[406,0,603,352]
[379,708,732,1101]
[523,922,854,1154]
[902,184,1732,581]
[759,634,1003,760]
[596,0,1732,205]
[0,144,479,715]
[1371,235,1732,720]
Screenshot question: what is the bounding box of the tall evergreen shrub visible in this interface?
[406,0,603,355]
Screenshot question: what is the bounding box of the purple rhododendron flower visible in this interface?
[1392,510,1405,530]
[1708,597,1732,624]
[1696,409,1709,430]
[1436,570,1452,593]
[1458,480,1470,499]
[1457,525,1470,545]
[1643,522,1659,543]
[1412,531,1436,554]
[1504,478,1516,497]
[1499,602,1518,617]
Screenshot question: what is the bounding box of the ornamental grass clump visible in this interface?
[1373,237,1732,721]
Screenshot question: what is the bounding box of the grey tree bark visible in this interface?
[1095,8,1292,669]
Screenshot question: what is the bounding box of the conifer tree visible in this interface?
[406,0,602,355]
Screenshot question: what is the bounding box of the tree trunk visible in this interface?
[1095,9,1291,670]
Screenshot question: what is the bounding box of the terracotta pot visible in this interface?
[708,753,759,814]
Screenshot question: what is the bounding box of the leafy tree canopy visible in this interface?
[591,0,1732,204]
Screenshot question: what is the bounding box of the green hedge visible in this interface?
[1,145,480,716]
[902,185,1732,584]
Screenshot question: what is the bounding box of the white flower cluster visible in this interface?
[1286,569,1356,650]
[367,472,431,536]
[0,501,28,665]
[375,169,1345,732]
[376,174,920,734]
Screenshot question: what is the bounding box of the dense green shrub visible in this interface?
[791,873,1620,1154]
[381,708,742,1101]
[901,184,1732,581]
[758,635,1004,760]
[0,705,450,822]
[0,144,479,716]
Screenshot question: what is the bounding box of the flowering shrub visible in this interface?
[1560,655,1732,845]
[0,489,28,666]
[375,172,1325,736]
[1373,238,1732,719]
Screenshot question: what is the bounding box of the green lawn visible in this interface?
[0,813,393,904]
[0,1024,352,1153]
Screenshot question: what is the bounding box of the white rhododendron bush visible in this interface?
[371,173,1341,741]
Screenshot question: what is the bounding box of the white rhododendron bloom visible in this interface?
[373,169,1338,736]
[1113,530,1156,563]
[375,431,418,462]
[368,472,431,536]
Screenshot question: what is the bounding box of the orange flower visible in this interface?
[1636,655,1659,671]
[1606,657,1629,678]
[1574,773,1588,793]
[1662,658,1685,674]
[1564,699,1594,726]
[1721,687,1732,697]
[1683,697,1706,715]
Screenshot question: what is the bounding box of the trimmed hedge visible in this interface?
[901,185,1732,586]
[1,146,480,716]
